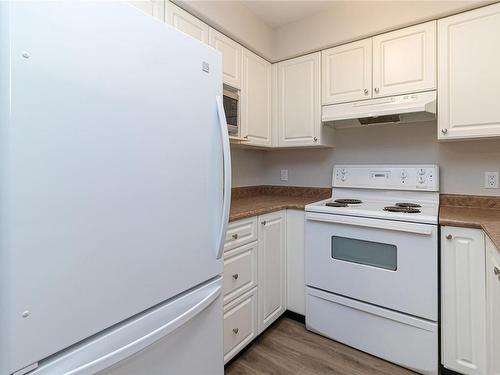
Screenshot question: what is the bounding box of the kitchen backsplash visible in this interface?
[231,121,500,196]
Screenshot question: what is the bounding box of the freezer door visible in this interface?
[0,2,229,374]
[30,277,223,375]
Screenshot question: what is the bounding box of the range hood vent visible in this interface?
[322,91,436,128]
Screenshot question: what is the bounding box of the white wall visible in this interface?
[272,1,491,61]
[231,148,266,187]
[261,122,500,196]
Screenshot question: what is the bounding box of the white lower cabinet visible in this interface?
[486,236,500,375]
[441,226,500,375]
[258,211,287,332]
[223,287,258,364]
[223,210,288,362]
[286,210,305,315]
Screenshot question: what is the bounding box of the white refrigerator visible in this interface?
[0,2,231,374]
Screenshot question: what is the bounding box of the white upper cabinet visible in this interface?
[372,21,436,98]
[322,38,372,105]
[128,0,165,21]
[277,53,333,147]
[486,236,500,375]
[438,3,500,140]
[209,28,242,89]
[241,48,272,147]
[166,2,209,44]
[441,227,487,375]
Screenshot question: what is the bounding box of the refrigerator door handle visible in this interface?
[215,95,231,259]
[32,281,222,375]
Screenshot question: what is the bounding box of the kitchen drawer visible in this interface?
[223,242,258,304]
[224,217,258,252]
[223,287,258,364]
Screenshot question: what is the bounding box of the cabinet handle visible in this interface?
[494,267,500,276]
[446,234,452,240]
[232,328,239,334]
[244,135,249,139]
[313,137,318,142]
[232,273,239,280]
[261,220,267,226]
[232,233,238,240]
[363,89,369,95]
[441,128,448,134]
[374,87,380,94]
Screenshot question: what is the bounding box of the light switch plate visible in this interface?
[485,171,499,189]
[280,169,288,181]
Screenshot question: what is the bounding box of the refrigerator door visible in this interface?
[0,2,229,374]
[31,277,223,375]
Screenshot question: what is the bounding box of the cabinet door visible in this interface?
[166,2,208,43]
[372,21,436,98]
[278,53,321,147]
[322,39,372,105]
[209,28,242,89]
[486,236,500,375]
[258,211,286,332]
[241,48,272,147]
[286,210,305,315]
[438,3,500,140]
[129,0,165,21]
[441,227,487,375]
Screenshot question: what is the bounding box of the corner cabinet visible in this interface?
[441,227,486,375]
[240,48,272,147]
[277,53,334,147]
[372,21,436,98]
[438,3,500,140]
[486,236,500,375]
[165,2,208,43]
[209,28,242,89]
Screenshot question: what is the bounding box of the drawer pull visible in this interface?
[232,273,239,280]
[232,328,239,334]
[446,234,452,240]
[261,220,267,225]
[495,267,500,276]
[232,233,238,240]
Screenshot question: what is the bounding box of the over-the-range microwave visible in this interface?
[223,88,239,135]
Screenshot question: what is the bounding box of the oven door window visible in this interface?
[331,236,397,271]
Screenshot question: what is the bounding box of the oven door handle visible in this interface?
[306,212,434,236]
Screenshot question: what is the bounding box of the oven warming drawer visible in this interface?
[306,287,438,375]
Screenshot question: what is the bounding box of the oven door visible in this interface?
[305,212,438,321]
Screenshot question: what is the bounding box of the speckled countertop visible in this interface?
[229,186,330,222]
[439,194,500,249]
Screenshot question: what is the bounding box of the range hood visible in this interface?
[322,91,436,128]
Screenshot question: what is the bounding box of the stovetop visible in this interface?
[305,165,440,225]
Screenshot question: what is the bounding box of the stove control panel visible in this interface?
[333,165,439,191]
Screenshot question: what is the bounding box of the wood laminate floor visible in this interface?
[225,318,416,375]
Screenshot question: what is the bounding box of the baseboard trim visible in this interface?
[284,310,305,324]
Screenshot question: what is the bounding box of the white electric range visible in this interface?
[305,165,439,375]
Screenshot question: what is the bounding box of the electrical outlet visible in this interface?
[280,169,288,181]
[485,172,499,189]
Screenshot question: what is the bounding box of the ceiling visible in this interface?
[241,1,334,29]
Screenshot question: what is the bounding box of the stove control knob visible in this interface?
[418,168,426,176]
[400,170,408,179]
[341,175,347,182]
[418,175,426,184]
